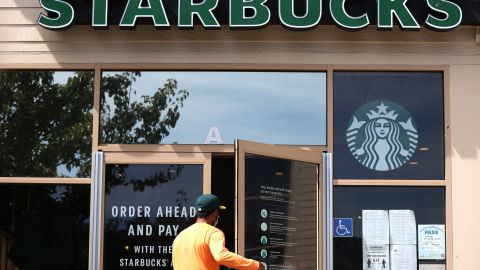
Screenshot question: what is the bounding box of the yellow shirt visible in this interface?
[172,222,259,270]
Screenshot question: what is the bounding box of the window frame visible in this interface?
[328,65,452,270]
[0,63,452,270]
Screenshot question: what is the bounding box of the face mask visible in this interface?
[214,215,220,227]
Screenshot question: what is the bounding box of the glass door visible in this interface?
[100,152,211,270]
[236,140,323,270]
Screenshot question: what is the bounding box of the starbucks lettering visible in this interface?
[37,0,463,30]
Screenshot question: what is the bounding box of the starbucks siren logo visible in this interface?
[346,100,418,171]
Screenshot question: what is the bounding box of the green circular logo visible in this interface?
[346,100,418,171]
[260,236,268,245]
[260,209,268,218]
[260,249,268,258]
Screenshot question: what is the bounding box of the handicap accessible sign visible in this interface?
[334,218,353,237]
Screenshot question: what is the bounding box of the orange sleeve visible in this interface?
[208,230,260,270]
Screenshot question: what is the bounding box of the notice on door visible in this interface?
[418,225,445,260]
[390,244,417,270]
[244,157,318,270]
[389,210,417,245]
[362,210,390,245]
[363,245,390,270]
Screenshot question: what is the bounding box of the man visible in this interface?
[172,194,265,270]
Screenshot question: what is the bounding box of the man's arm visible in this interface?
[209,230,263,270]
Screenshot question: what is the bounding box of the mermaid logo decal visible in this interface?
[347,100,418,171]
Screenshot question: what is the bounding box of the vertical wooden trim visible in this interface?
[327,66,334,153]
[236,141,246,256]
[203,153,212,194]
[443,66,453,270]
[92,66,101,151]
[317,164,323,270]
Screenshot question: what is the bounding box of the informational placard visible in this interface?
[389,210,417,245]
[419,264,445,270]
[244,157,318,270]
[363,245,390,270]
[103,164,203,270]
[390,245,417,270]
[362,210,390,245]
[418,225,446,260]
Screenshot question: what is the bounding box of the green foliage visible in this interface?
[0,71,93,177]
[0,71,189,177]
[106,164,185,194]
[101,72,189,144]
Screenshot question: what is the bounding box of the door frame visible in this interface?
[97,151,212,270]
[235,139,325,270]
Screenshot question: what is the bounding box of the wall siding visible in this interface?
[1,1,480,270]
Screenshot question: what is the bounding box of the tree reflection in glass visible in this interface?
[100,72,189,144]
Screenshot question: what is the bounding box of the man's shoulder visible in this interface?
[177,223,221,237]
[174,223,223,246]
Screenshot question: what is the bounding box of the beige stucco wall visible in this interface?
[1,0,480,65]
[1,0,480,270]
[450,65,480,270]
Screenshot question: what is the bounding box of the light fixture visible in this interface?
[275,171,284,176]
[419,147,429,151]
[409,161,419,165]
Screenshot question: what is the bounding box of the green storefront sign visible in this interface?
[38,0,464,30]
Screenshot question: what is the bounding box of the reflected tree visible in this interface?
[0,71,189,177]
[101,72,189,144]
[1,71,190,269]
[107,164,185,194]
[0,71,93,177]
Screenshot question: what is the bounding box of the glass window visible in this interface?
[333,72,444,179]
[0,184,90,270]
[0,71,94,177]
[100,71,326,145]
[103,164,203,270]
[333,186,446,270]
[244,155,318,269]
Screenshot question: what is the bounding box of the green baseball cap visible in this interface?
[196,194,226,214]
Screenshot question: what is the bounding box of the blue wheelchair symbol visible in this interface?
[334,218,353,237]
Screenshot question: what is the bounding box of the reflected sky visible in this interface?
[102,72,326,145]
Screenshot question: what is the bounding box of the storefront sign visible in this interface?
[37,0,467,30]
[333,72,444,180]
[347,101,418,172]
[418,225,446,260]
